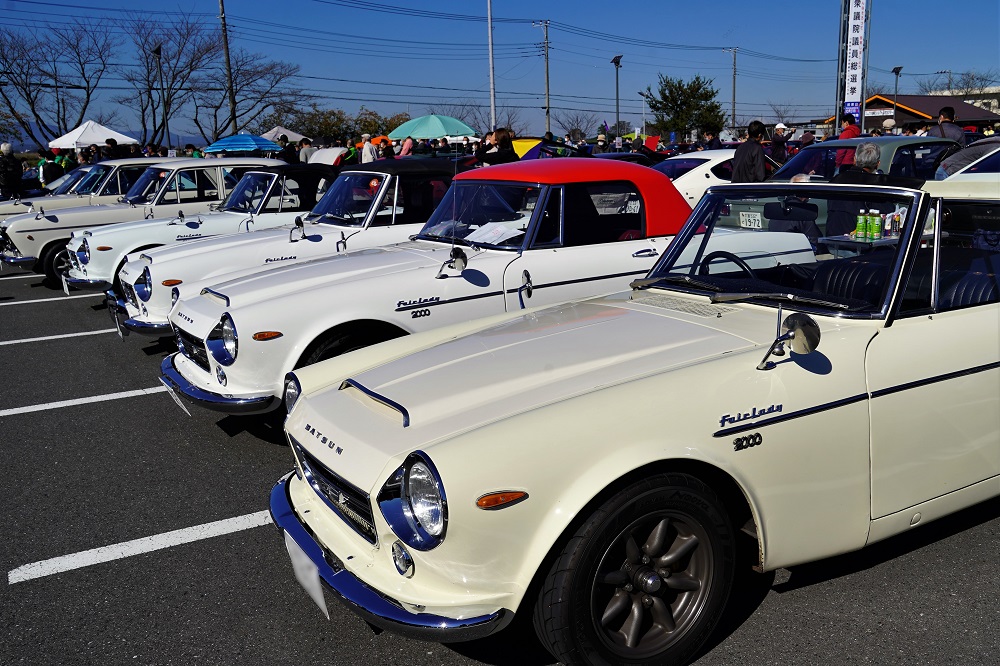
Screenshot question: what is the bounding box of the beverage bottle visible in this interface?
[870,209,881,240]
[856,209,867,240]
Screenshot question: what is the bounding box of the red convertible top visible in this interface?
[455,158,691,238]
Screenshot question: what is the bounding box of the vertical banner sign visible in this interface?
[842,0,867,120]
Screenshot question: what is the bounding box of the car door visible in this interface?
[866,198,1000,520]
[503,181,664,311]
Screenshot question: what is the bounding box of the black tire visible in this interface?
[533,473,735,666]
[41,244,70,282]
[298,332,370,368]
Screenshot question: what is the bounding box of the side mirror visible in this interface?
[758,312,820,370]
[289,216,305,243]
[336,231,347,252]
[517,269,533,309]
[435,246,468,279]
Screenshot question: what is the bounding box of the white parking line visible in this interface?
[0,329,116,346]
[0,386,168,417]
[8,511,273,585]
[0,273,42,280]
[0,293,103,307]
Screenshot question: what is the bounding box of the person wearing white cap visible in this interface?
[882,118,897,135]
[360,133,378,163]
[770,122,794,163]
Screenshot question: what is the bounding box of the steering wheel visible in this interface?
[699,250,758,279]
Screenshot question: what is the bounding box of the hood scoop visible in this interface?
[340,378,410,427]
[632,293,737,318]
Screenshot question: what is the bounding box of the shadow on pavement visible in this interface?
[216,410,288,446]
[448,606,556,666]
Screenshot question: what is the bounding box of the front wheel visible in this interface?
[41,245,71,283]
[533,473,735,666]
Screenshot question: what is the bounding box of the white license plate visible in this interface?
[61,274,70,296]
[284,530,330,619]
[739,212,763,229]
[158,376,192,417]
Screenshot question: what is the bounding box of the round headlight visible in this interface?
[170,287,180,307]
[221,313,237,358]
[135,266,152,302]
[78,238,90,264]
[405,460,446,538]
[284,373,301,414]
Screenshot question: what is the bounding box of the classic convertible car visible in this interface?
[0,157,282,279]
[60,163,336,294]
[113,158,467,336]
[270,176,999,665]
[159,158,691,414]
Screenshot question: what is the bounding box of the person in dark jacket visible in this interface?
[770,123,793,163]
[731,120,767,183]
[0,143,23,200]
[924,106,966,144]
[474,128,519,165]
[701,129,723,151]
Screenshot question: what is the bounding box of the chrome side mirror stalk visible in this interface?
[435,246,468,279]
[517,269,533,309]
[289,216,305,243]
[757,312,820,371]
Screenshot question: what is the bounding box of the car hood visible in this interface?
[139,219,335,266]
[201,241,450,309]
[2,202,133,228]
[82,210,243,240]
[289,296,759,485]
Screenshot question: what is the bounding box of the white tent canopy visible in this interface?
[261,126,307,143]
[48,120,139,149]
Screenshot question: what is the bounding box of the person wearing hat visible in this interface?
[882,118,897,136]
[278,134,300,163]
[360,133,379,163]
[592,134,609,154]
[770,122,793,163]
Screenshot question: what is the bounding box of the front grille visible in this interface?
[290,435,377,544]
[175,326,211,373]
[121,280,138,308]
[68,250,81,270]
[0,228,17,255]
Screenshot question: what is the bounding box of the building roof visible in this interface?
[825,94,1000,124]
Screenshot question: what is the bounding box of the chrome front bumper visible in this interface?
[269,474,510,642]
[60,268,110,291]
[0,251,35,266]
[159,354,279,414]
[123,317,171,335]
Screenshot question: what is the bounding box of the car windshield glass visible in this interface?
[123,167,170,204]
[642,186,923,315]
[220,172,275,213]
[49,167,90,195]
[309,172,388,226]
[653,158,708,180]
[73,164,113,194]
[417,182,540,249]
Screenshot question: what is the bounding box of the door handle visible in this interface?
[632,248,658,258]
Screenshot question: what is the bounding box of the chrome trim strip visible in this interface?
[200,287,230,306]
[159,354,278,414]
[869,361,1000,398]
[123,318,171,335]
[0,253,36,265]
[339,378,410,427]
[269,474,509,641]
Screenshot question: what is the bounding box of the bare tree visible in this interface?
[552,111,599,140]
[767,100,795,124]
[0,19,115,146]
[191,48,306,142]
[113,14,221,146]
[864,81,890,97]
[953,69,999,96]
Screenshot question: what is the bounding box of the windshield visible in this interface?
[123,167,170,204]
[653,158,708,180]
[642,186,924,316]
[220,172,276,213]
[49,167,91,195]
[417,182,540,249]
[309,172,388,226]
[73,164,114,195]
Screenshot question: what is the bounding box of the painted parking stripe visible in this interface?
[0,386,168,417]
[0,293,103,307]
[0,273,42,280]
[0,329,116,346]
[8,511,273,585]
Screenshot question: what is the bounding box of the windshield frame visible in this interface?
[413,179,545,251]
[306,170,391,227]
[219,171,278,214]
[122,166,173,205]
[644,183,929,320]
[73,164,115,195]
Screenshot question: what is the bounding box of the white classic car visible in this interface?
[654,148,780,206]
[159,158,691,414]
[0,157,282,280]
[113,158,467,336]
[270,177,1000,665]
[0,157,171,222]
[60,163,337,294]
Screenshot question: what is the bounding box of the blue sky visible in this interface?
[5,0,1000,136]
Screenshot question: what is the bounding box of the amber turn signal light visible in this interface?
[252,331,284,341]
[476,491,528,510]
[161,279,183,287]
[96,246,113,251]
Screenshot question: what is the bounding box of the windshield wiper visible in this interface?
[321,211,356,222]
[631,275,722,292]
[711,292,851,309]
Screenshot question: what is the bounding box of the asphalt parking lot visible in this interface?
[2,267,998,666]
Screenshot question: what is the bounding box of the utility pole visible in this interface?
[727,47,737,136]
[219,0,238,135]
[936,69,953,92]
[152,44,171,150]
[611,55,622,139]
[891,66,903,126]
[487,0,496,130]
[534,20,550,134]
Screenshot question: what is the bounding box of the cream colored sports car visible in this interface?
[271,177,1000,665]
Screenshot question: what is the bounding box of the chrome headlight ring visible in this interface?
[170,286,180,307]
[206,312,238,366]
[283,372,301,414]
[377,451,448,551]
[78,238,90,265]
[135,266,152,302]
